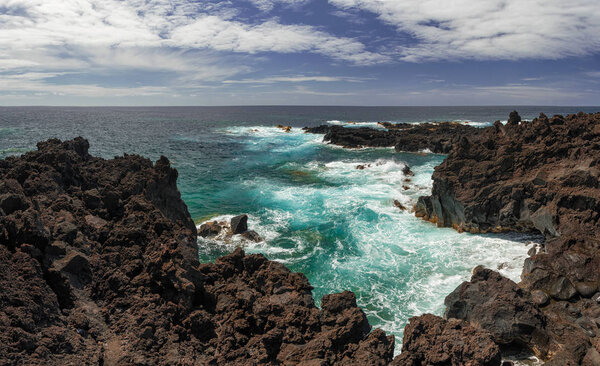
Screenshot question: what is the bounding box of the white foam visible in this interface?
[326,120,387,129]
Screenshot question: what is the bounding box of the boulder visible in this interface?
[507,110,522,125]
[444,266,549,356]
[392,314,501,366]
[548,276,577,300]
[241,230,263,242]
[198,221,225,237]
[230,214,248,234]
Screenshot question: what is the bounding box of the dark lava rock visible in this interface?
[393,200,407,211]
[198,220,225,237]
[0,137,395,365]
[304,122,481,153]
[507,110,522,125]
[444,266,550,356]
[391,314,501,366]
[241,229,263,242]
[303,125,331,134]
[230,214,248,234]
[531,290,550,306]
[414,112,600,363]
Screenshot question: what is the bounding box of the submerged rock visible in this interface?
[241,229,263,242]
[393,199,407,211]
[276,124,292,132]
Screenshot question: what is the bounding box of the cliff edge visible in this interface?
[0,138,394,365]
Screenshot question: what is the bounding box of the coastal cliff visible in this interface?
[0,138,394,365]
[413,112,600,365]
[304,112,600,365]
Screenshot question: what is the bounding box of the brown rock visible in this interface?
[392,314,501,366]
[0,137,394,365]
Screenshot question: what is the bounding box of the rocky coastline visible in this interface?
[2,111,599,365]
[307,112,600,365]
[0,138,394,365]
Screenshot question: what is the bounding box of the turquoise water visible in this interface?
[1,106,585,352]
[195,125,539,352]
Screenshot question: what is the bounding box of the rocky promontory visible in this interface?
[0,138,395,365]
[414,112,600,365]
[304,122,480,153]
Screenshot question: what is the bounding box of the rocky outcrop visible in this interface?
[0,138,395,365]
[415,112,600,236]
[444,266,551,358]
[414,112,600,365]
[198,214,264,243]
[303,122,481,153]
[392,314,501,366]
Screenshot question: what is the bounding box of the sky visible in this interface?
[1,0,599,106]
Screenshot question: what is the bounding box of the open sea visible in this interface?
[1,105,598,353]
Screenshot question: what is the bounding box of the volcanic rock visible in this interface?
[415,112,600,364]
[276,124,292,133]
[392,314,501,366]
[0,137,395,365]
[230,214,248,234]
[304,122,481,153]
[241,229,263,242]
[444,266,549,354]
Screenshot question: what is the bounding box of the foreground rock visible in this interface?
[392,314,501,366]
[444,266,551,358]
[414,112,600,364]
[0,138,395,365]
[303,122,481,153]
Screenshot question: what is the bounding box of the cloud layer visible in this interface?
[0,0,599,104]
[0,0,385,97]
[330,0,600,61]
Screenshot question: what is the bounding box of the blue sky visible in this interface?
[1,0,599,106]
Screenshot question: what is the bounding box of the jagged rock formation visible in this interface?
[413,112,600,365]
[391,314,501,366]
[0,138,395,365]
[303,122,480,153]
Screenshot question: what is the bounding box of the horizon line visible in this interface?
[1,104,599,108]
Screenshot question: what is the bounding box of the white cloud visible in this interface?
[245,0,310,12]
[329,0,600,61]
[222,75,368,83]
[169,17,387,65]
[0,0,386,98]
[0,0,383,71]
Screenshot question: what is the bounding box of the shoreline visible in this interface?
[1,110,599,364]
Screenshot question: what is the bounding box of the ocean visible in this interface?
[1,105,597,353]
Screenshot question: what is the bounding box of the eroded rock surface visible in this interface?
[0,138,395,365]
[414,112,600,365]
[392,314,501,366]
